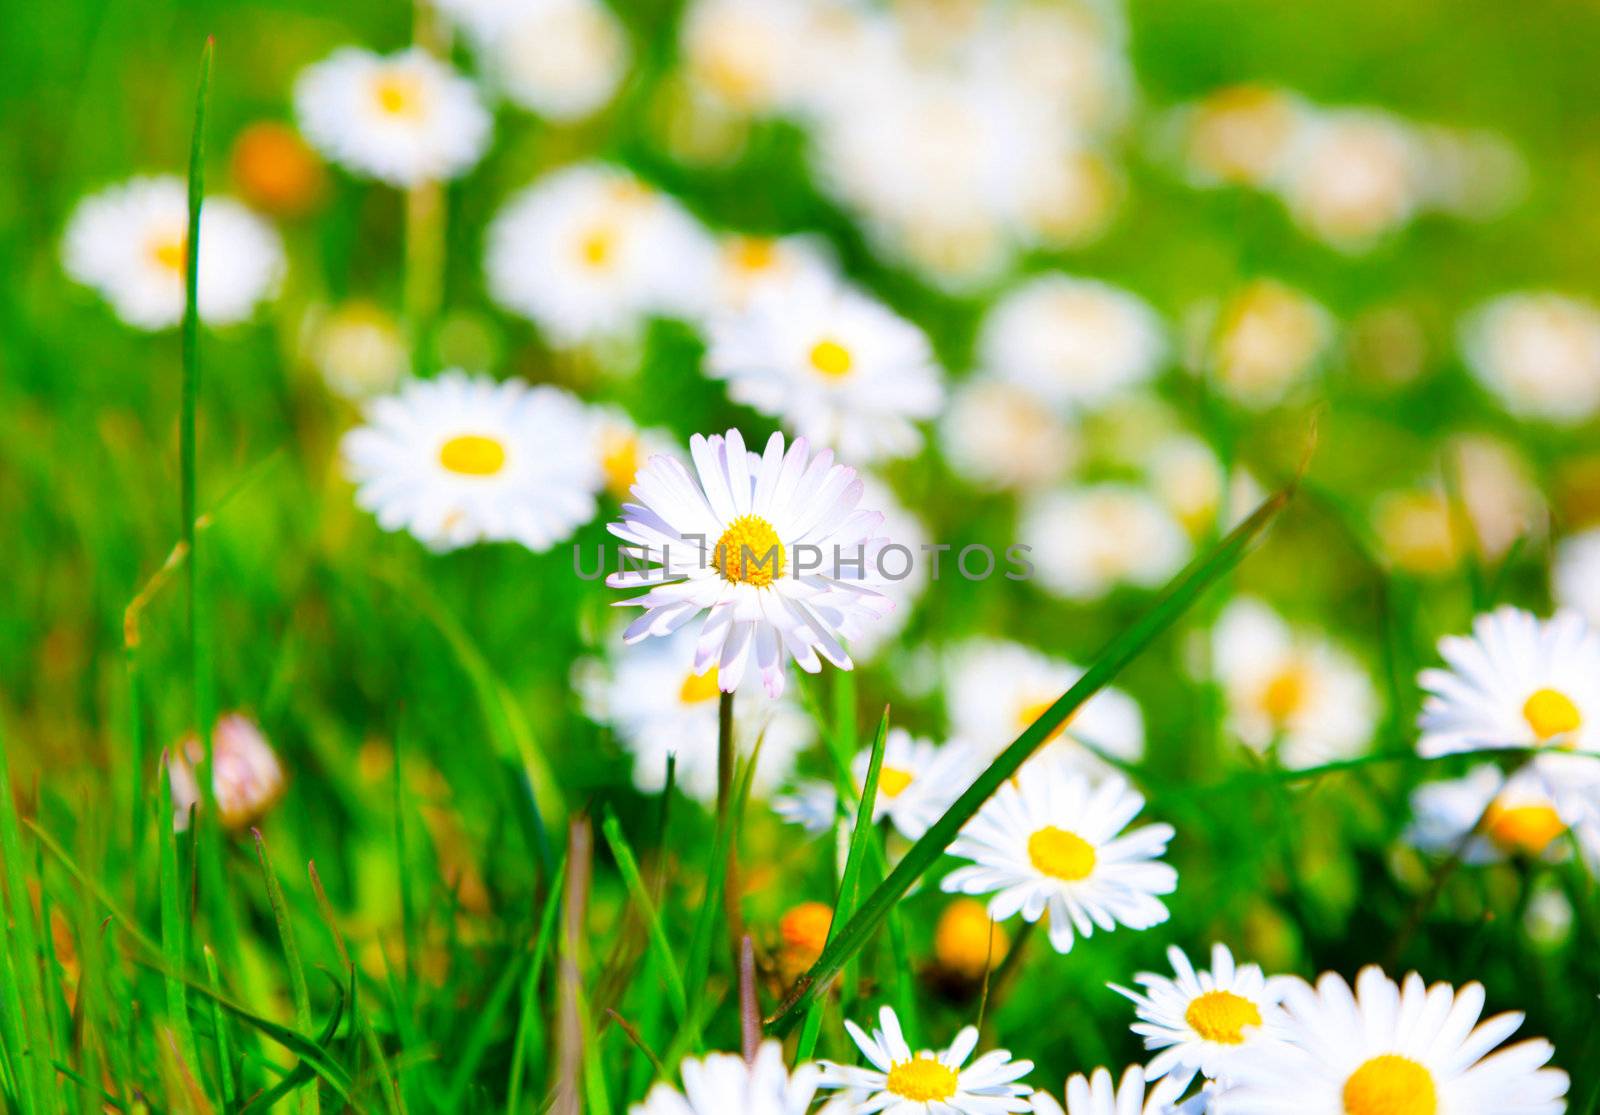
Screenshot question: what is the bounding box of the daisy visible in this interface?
[590,406,681,503]
[947,639,1145,772]
[465,0,629,121]
[632,1041,848,1115]
[1278,110,1421,250]
[706,270,945,463]
[1460,292,1600,424]
[940,377,1077,492]
[1555,528,1600,628]
[1211,598,1377,769]
[1175,84,1308,189]
[607,429,893,697]
[1406,764,1595,863]
[294,47,490,186]
[819,1005,1034,1113]
[679,0,809,115]
[774,729,977,841]
[851,474,931,660]
[978,276,1167,412]
[486,163,717,347]
[1202,280,1335,409]
[941,760,1177,954]
[63,176,284,331]
[304,300,408,400]
[1028,1066,1195,1115]
[1417,606,1600,758]
[709,233,835,317]
[1019,485,1192,602]
[341,371,601,551]
[167,713,286,832]
[577,626,813,803]
[1112,944,1291,1093]
[1215,966,1569,1115]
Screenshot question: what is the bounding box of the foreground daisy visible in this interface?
[1211,598,1376,769]
[1215,966,1568,1115]
[1029,1065,1194,1115]
[1020,485,1191,602]
[63,176,284,330]
[1460,292,1600,424]
[820,1006,1034,1113]
[774,729,977,841]
[167,713,286,832]
[1112,944,1289,1093]
[1406,764,1592,863]
[294,47,490,186]
[606,429,893,698]
[341,371,601,551]
[942,760,1176,954]
[1417,606,1600,758]
[632,1040,847,1115]
[707,271,945,463]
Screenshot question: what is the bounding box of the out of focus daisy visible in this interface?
[1555,528,1600,627]
[1176,84,1306,188]
[775,728,976,841]
[589,406,679,503]
[1417,606,1600,758]
[680,0,807,115]
[1406,764,1593,863]
[1203,280,1334,408]
[1112,943,1290,1093]
[230,121,326,218]
[940,377,1076,492]
[486,163,717,347]
[1015,148,1121,251]
[1215,966,1569,1115]
[1460,292,1600,424]
[1371,489,1462,576]
[167,713,286,832]
[1449,434,1545,561]
[63,176,284,330]
[934,898,1010,984]
[709,233,834,316]
[819,1005,1034,1113]
[1147,434,1257,539]
[848,474,931,660]
[607,429,893,697]
[942,761,1176,954]
[341,371,601,551]
[1212,598,1377,769]
[1029,1066,1192,1115]
[294,47,490,186]
[1020,485,1192,602]
[947,639,1145,772]
[464,0,629,121]
[632,1041,847,1115]
[304,300,408,400]
[578,627,813,802]
[979,276,1166,412]
[707,271,945,463]
[1279,110,1420,250]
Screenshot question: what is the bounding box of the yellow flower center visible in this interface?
[678,666,720,704]
[730,236,778,273]
[809,339,854,378]
[1017,698,1072,744]
[1483,800,1566,856]
[1027,825,1096,881]
[878,767,914,799]
[599,431,641,499]
[578,224,618,269]
[1261,664,1308,724]
[372,72,424,118]
[1183,990,1262,1044]
[149,232,188,274]
[1523,688,1581,742]
[438,434,507,477]
[714,515,784,587]
[885,1057,959,1103]
[1342,1055,1436,1115]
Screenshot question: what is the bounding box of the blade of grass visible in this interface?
[204,946,237,1109]
[157,757,201,1080]
[0,726,52,1114]
[252,829,320,1115]
[310,862,402,1115]
[768,488,1291,1033]
[506,857,566,1115]
[599,809,687,1026]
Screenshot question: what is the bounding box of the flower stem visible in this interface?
[717,692,746,971]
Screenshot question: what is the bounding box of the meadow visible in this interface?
[4,0,1600,1112]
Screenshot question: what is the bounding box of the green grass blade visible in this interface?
[253,829,320,1115]
[768,488,1291,1034]
[599,808,688,1026]
[507,857,566,1115]
[0,725,52,1113]
[204,946,237,1109]
[157,757,201,1082]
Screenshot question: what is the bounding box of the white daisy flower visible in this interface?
[775,728,977,842]
[1405,763,1595,864]
[940,377,1077,493]
[1111,944,1291,1093]
[63,176,284,330]
[709,233,836,317]
[851,473,931,660]
[606,428,894,698]
[590,405,681,503]
[1278,110,1422,250]
[1174,84,1309,189]
[341,370,601,551]
[1460,292,1600,424]
[706,270,945,464]
[462,0,629,121]
[1200,280,1335,409]
[941,760,1177,954]
[1028,1065,1195,1115]
[978,276,1167,412]
[631,1040,848,1115]
[1211,598,1377,769]
[679,0,810,115]
[1214,966,1569,1115]
[947,639,1145,772]
[1555,528,1600,628]
[1417,606,1600,758]
[1020,485,1192,602]
[486,163,718,347]
[577,627,813,803]
[294,47,490,186]
[819,1005,1034,1113]
[304,300,408,400]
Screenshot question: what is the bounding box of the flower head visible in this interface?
[820,1006,1034,1113]
[1029,1065,1194,1115]
[166,714,286,832]
[631,1041,847,1115]
[1461,292,1600,424]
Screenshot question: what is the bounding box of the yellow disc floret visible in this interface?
[885,1057,959,1103]
[1027,825,1096,881]
[1183,989,1262,1044]
[878,767,914,799]
[438,434,507,477]
[1342,1054,1436,1115]
[1523,688,1581,743]
[599,431,641,499]
[372,72,424,118]
[1484,800,1566,856]
[714,515,784,586]
[1261,664,1308,724]
[678,666,720,704]
[809,339,854,378]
